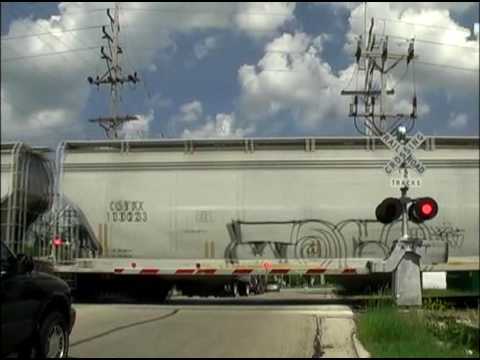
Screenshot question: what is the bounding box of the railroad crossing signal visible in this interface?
[375,196,439,224]
[382,131,427,175]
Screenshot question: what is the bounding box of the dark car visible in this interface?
[0,240,75,358]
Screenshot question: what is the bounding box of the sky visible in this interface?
[1,2,479,147]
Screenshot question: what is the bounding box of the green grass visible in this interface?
[356,305,478,358]
[423,289,480,298]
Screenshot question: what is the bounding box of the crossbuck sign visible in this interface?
[381,132,427,175]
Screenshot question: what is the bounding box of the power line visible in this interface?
[56,3,110,11]
[107,41,480,74]
[48,8,109,15]
[415,60,479,73]
[1,40,95,131]
[122,22,290,35]
[250,66,333,75]
[120,22,478,52]
[263,49,320,55]
[367,33,479,51]
[119,6,294,18]
[119,7,153,102]
[1,46,101,62]
[2,5,101,69]
[257,49,479,73]
[1,25,106,41]
[1,2,58,6]
[1,4,104,134]
[263,38,479,73]
[122,16,478,41]
[350,15,472,35]
[1,2,107,10]
[1,3,108,14]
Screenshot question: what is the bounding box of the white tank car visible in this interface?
[50,137,478,266]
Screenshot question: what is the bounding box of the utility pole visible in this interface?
[363,2,369,137]
[341,9,418,138]
[341,5,433,306]
[88,3,140,139]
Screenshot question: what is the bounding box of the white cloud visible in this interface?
[236,3,479,135]
[1,2,295,145]
[182,122,216,138]
[448,112,468,129]
[182,112,251,138]
[237,32,353,133]
[391,98,430,118]
[215,112,253,137]
[169,100,251,138]
[178,100,203,123]
[166,100,204,136]
[2,2,477,144]
[118,109,154,139]
[345,4,479,89]
[234,2,296,38]
[330,2,476,14]
[389,3,476,14]
[146,92,172,110]
[1,96,84,147]
[341,3,479,131]
[194,36,219,60]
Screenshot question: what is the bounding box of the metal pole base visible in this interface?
[393,252,422,306]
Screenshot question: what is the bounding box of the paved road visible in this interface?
[70,291,360,358]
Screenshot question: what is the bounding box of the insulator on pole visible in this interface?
[382,37,388,65]
[407,39,415,65]
[355,38,362,63]
[410,95,417,118]
[351,95,358,116]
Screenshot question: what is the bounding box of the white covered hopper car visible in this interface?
[1,137,478,300]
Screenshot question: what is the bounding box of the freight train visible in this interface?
[1,136,478,301]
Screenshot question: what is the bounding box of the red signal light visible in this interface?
[409,197,438,223]
[52,235,64,247]
[421,203,433,216]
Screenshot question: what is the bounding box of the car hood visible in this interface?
[31,271,71,294]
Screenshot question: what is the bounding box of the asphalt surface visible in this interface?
[69,290,360,358]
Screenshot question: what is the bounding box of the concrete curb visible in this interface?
[352,332,371,358]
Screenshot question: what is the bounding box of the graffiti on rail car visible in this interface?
[226,219,465,262]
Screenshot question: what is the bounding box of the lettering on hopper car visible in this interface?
[107,200,148,223]
[111,248,133,258]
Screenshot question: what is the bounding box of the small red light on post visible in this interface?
[52,235,64,247]
[263,261,273,272]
